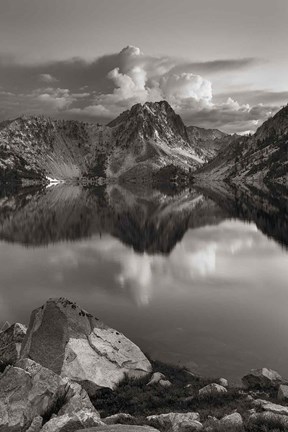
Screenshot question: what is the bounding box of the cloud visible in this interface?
[181,99,278,133]
[0,46,284,132]
[39,73,58,83]
[35,87,75,110]
[170,58,263,75]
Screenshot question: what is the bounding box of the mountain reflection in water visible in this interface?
[0,183,287,381]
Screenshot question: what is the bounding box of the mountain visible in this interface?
[186,125,227,162]
[197,104,288,187]
[1,101,228,184]
[0,115,113,182]
[106,101,205,182]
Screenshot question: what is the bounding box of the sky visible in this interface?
[0,0,287,133]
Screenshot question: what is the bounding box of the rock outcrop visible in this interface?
[0,322,27,368]
[20,298,152,393]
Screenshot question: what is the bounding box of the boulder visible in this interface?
[278,384,288,401]
[58,380,100,419]
[198,383,227,398]
[0,358,100,432]
[104,414,135,425]
[147,372,165,386]
[0,323,27,368]
[218,378,228,388]
[248,412,288,429]
[253,399,288,416]
[26,416,43,432]
[177,421,203,431]
[0,358,68,431]
[40,412,103,432]
[242,368,282,389]
[159,379,172,387]
[20,298,152,393]
[76,427,160,432]
[147,412,200,432]
[219,412,243,428]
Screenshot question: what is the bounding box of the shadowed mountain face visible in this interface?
[0,183,287,252]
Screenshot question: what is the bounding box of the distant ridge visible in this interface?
[196,104,288,187]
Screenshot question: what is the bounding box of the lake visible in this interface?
[0,182,287,382]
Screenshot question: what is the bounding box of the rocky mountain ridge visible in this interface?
[197,104,288,187]
[0,101,227,184]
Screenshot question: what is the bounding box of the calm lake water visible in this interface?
[0,183,287,381]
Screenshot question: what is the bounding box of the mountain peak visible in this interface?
[107,100,189,145]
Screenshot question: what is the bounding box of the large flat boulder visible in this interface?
[20,298,151,393]
[0,323,27,369]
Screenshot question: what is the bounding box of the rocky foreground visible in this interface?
[1,298,288,432]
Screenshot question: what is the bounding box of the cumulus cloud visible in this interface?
[0,46,284,132]
[72,45,214,119]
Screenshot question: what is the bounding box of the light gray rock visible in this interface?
[0,358,100,432]
[242,368,282,389]
[40,412,104,432]
[159,379,172,387]
[219,412,243,428]
[76,427,160,432]
[147,372,166,386]
[0,359,69,431]
[278,384,288,401]
[178,421,203,431]
[104,414,135,425]
[58,380,100,419]
[21,298,152,394]
[218,378,228,388]
[253,399,288,416]
[245,395,254,402]
[0,323,27,368]
[248,412,288,429]
[147,412,200,432]
[26,416,43,432]
[198,383,227,398]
